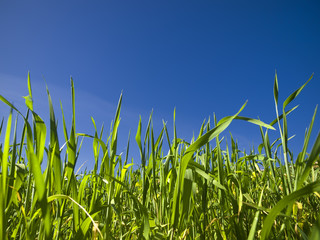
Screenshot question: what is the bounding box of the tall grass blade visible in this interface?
[171,101,247,229]
[0,109,12,240]
[247,188,264,240]
[295,105,318,189]
[297,131,320,189]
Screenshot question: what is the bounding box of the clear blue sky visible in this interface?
[0,1,319,170]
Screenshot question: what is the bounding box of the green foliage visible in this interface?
[0,72,319,239]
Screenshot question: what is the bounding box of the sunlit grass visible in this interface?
[0,72,319,239]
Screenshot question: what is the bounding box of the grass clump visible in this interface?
[0,72,319,239]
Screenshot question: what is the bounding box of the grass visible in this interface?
[0,72,319,239]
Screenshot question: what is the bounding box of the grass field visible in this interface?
[0,72,320,239]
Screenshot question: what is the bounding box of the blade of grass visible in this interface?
[297,130,320,189]
[48,194,103,239]
[247,188,264,240]
[0,109,12,240]
[171,101,247,229]
[261,180,320,240]
[295,105,318,189]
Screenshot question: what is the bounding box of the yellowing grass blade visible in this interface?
[48,194,103,239]
[261,180,320,240]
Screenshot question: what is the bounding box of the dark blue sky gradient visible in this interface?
[0,1,319,169]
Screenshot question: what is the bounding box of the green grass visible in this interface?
[0,72,319,239]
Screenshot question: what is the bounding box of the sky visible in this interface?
[0,1,319,170]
